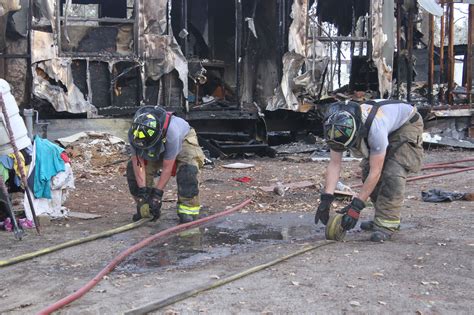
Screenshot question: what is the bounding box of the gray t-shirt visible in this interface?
[361,100,414,155]
[162,115,191,160]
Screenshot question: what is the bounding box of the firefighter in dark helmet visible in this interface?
[315,100,423,242]
[127,105,205,224]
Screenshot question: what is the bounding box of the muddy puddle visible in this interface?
[119,213,418,273]
[120,213,323,273]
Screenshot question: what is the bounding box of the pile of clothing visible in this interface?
[23,136,75,220]
[0,136,75,231]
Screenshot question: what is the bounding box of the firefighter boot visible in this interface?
[360,220,375,231]
[178,213,196,224]
[370,226,393,242]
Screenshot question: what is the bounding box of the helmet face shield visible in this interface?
[324,111,357,151]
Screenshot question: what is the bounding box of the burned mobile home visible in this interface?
[0,0,473,153]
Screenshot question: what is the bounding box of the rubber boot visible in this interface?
[370,226,393,242]
[360,220,374,231]
[178,213,196,224]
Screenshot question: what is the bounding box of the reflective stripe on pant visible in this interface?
[361,115,423,232]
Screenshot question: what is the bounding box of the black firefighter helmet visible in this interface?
[323,101,362,152]
[128,106,168,160]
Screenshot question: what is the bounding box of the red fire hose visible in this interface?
[406,166,474,182]
[37,158,474,314]
[421,164,469,171]
[352,166,474,189]
[37,199,252,315]
[423,157,474,167]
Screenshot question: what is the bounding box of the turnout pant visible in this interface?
[127,128,206,217]
[361,113,424,231]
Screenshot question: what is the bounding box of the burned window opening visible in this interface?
[111,61,140,111]
[57,0,136,57]
[316,0,370,37]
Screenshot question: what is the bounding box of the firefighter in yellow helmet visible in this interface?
[127,105,205,224]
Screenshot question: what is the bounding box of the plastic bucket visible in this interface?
[0,79,31,155]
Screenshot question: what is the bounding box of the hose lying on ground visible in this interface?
[124,162,474,314]
[352,166,474,189]
[124,240,335,315]
[37,199,252,315]
[5,159,470,267]
[0,218,150,268]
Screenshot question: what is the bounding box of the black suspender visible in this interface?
[360,100,412,139]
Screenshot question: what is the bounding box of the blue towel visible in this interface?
[33,136,65,199]
[0,155,14,170]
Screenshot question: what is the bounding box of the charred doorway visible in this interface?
[171,0,240,110]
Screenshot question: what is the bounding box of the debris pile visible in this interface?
[57,132,129,175]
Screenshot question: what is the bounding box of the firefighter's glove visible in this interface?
[136,187,149,203]
[338,197,366,231]
[133,187,151,221]
[149,188,164,221]
[314,193,335,225]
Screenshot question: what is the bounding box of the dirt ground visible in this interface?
[0,146,473,314]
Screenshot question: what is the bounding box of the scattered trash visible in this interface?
[273,182,288,197]
[421,189,472,202]
[378,301,387,305]
[421,281,439,286]
[349,301,361,307]
[57,131,125,147]
[67,212,102,220]
[422,133,474,149]
[336,181,354,193]
[291,281,300,286]
[259,180,314,193]
[232,177,252,183]
[222,163,255,169]
[272,141,326,155]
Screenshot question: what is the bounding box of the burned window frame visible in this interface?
[55,0,138,58]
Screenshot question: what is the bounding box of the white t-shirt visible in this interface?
[361,100,414,155]
[162,115,191,160]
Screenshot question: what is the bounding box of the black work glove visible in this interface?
[337,197,366,231]
[136,187,149,202]
[148,188,164,221]
[314,193,335,225]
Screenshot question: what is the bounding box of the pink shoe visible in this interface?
[4,217,12,232]
[18,218,34,229]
